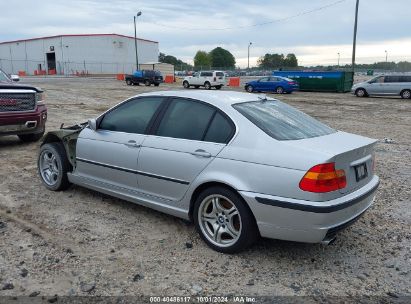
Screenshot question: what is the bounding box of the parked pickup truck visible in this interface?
[125,70,163,86]
[0,69,47,142]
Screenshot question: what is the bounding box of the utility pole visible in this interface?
[338,52,340,67]
[134,11,142,71]
[247,42,252,70]
[385,50,388,63]
[351,0,359,72]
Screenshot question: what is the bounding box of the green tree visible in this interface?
[194,50,211,68]
[159,52,193,70]
[257,53,285,69]
[209,47,236,68]
[283,53,298,67]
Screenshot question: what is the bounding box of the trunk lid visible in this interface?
[284,131,377,194]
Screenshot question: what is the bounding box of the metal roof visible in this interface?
[0,34,158,45]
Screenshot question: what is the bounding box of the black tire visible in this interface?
[204,82,211,90]
[215,85,222,90]
[183,81,190,89]
[154,83,160,87]
[126,79,132,86]
[193,186,259,253]
[276,86,284,94]
[144,80,151,86]
[38,142,71,191]
[400,89,411,99]
[355,88,368,97]
[18,131,44,142]
[246,85,254,93]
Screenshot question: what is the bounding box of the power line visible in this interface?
[150,0,347,31]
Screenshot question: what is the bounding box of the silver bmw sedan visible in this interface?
[37,91,379,253]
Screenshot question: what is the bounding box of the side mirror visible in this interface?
[88,118,97,131]
[10,75,20,82]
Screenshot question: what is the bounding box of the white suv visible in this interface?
[183,71,226,90]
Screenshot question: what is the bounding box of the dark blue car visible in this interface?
[245,76,299,94]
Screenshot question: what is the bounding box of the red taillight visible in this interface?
[299,163,346,193]
[288,82,295,85]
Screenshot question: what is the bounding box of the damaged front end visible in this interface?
[41,122,87,168]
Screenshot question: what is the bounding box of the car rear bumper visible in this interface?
[239,175,379,243]
[0,104,47,136]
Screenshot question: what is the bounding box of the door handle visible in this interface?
[190,149,211,158]
[124,140,141,148]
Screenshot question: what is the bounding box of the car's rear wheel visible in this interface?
[144,80,151,86]
[246,85,254,93]
[193,186,258,253]
[204,82,211,90]
[18,131,44,142]
[276,86,284,94]
[183,81,190,89]
[126,79,132,86]
[400,89,411,99]
[215,85,222,90]
[38,142,71,191]
[355,88,368,97]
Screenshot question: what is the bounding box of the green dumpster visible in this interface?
[272,71,354,93]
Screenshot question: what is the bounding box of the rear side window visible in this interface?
[216,72,224,77]
[233,100,336,140]
[204,112,234,143]
[201,72,212,77]
[99,97,163,134]
[385,76,400,83]
[399,76,411,82]
[156,98,215,141]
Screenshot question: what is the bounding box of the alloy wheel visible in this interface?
[198,194,242,247]
[39,150,60,186]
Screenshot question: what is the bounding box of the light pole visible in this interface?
[385,50,388,63]
[337,52,340,67]
[351,0,359,72]
[247,42,252,70]
[134,11,142,71]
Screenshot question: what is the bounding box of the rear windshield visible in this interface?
[233,100,336,140]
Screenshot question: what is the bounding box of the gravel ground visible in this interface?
[0,77,410,301]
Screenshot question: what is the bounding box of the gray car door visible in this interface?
[136,97,235,201]
[75,96,164,191]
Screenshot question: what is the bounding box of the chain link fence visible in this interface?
[1,58,410,77]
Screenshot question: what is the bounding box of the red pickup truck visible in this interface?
[0,69,47,142]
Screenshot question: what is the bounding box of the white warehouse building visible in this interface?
[0,34,159,75]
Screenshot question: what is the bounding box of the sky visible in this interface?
[0,0,410,67]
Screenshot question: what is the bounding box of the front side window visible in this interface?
[259,77,270,82]
[233,100,336,140]
[99,97,163,134]
[156,98,215,141]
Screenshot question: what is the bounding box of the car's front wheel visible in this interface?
[400,89,411,99]
[215,85,222,90]
[38,142,71,191]
[355,88,368,97]
[276,86,284,94]
[193,186,258,253]
[204,82,211,90]
[183,81,190,89]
